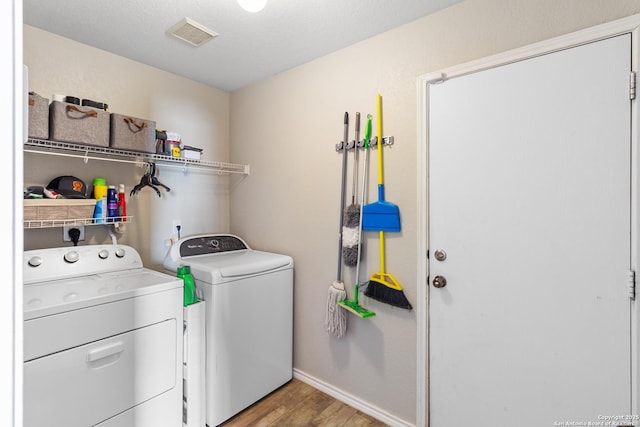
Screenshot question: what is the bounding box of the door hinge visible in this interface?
[628,270,636,300]
[630,72,636,100]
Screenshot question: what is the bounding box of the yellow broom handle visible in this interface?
[376,94,383,186]
[377,94,386,274]
[379,231,385,274]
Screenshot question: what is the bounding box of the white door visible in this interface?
[429,34,632,425]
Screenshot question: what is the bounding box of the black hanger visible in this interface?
[150,163,171,192]
[130,162,167,197]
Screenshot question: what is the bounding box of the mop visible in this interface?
[325,112,349,337]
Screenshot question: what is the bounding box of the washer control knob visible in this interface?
[98,249,109,259]
[115,248,126,258]
[64,251,80,263]
[28,256,42,267]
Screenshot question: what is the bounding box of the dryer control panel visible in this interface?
[179,235,248,257]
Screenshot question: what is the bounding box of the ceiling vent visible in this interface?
[167,17,218,47]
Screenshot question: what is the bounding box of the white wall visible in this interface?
[23,25,231,269]
[229,0,640,424]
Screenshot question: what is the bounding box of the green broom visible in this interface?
[363,94,412,310]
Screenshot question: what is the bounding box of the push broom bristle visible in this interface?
[364,280,412,310]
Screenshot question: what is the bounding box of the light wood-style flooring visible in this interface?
[221,378,388,426]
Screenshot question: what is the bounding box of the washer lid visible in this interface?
[24,268,182,320]
[184,250,293,284]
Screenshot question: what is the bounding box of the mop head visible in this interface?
[342,204,361,267]
[342,245,359,267]
[337,298,376,319]
[325,281,347,337]
[342,226,360,267]
[344,204,360,227]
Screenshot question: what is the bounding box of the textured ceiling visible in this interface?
[24,0,463,92]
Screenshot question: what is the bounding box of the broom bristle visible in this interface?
[364,280,412,310]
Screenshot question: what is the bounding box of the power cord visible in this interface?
[68,228,81,246]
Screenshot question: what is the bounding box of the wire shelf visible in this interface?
[25,138,250,175]
[24,216,134,229]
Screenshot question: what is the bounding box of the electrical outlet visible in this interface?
[172,219,182,239]
[63,225,85,242]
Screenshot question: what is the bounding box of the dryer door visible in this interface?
[24,319,177,427]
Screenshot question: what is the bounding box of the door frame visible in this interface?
[3,1,23,427]
[416,14,640,427]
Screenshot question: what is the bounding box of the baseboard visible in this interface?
[293,369,414,427]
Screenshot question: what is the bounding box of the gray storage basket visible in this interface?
[49,101,110,147]
[28,93,49,139]
[109,113,156,153]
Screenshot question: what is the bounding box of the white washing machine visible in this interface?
[23,244,183,427]
[164,234,293,427]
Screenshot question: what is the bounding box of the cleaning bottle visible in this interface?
[106,185,118,222]
[177,265,199,306]
[92,177,107,200]
[117,184,127,222]
[101,196,107,223]
[93,198,104,224]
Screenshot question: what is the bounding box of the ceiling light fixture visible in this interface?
[237,0,268,13]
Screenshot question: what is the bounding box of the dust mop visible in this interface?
[325,112,349,337]
[342,112,361,267]
[363,95,412,310]
[338,114,375,319]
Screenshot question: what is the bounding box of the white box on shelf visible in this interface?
[181,149,201,161]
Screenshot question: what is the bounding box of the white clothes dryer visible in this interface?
[164,234,293,427]
[23,244,183,427]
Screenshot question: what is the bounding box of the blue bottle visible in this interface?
[106,185,118,222]
[93,198,104,224]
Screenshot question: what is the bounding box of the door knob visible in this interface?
[432,275,447,288]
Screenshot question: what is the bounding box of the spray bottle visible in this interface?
[118,184,127,222]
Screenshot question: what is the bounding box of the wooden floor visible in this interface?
[221,379,388,427]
